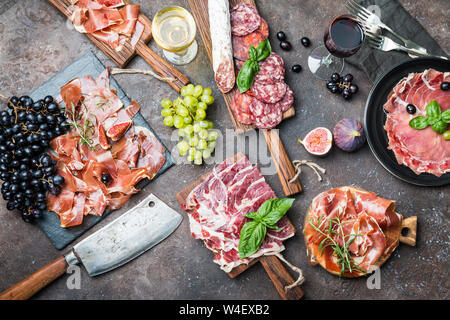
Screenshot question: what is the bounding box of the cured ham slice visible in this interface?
[47,68,166,227]
[303,187,402,276]
[384,69,450,177]
[184,155,294,273]
[69,0,141,51]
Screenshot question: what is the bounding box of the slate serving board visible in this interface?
[30,51,174,250]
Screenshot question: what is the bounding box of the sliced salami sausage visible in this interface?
[232,18,269,61]
[255,53,285,84]
[275,86,294,112]
[230,4,261,36]
[249,98,283,129]
[231,90,253,124]
[248,81,288,104]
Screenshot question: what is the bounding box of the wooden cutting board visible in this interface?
[175,153,304,300]
[47,0,189,92]
[188,0,302,197]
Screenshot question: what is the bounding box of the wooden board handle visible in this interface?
[135,42,190,92]
[0,256,67,300]
[259,255,304,300]
[263,130,302,196]
[399,216,417,246]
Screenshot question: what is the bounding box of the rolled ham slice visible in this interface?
[208,0,235,93]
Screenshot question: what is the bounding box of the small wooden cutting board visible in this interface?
[47,0,190,92]
[187,0,302,197]
[175,153,304,300]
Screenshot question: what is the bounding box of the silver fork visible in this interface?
[346,0,428,57]
[366,32,449,60]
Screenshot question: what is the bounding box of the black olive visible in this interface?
[291,64,302,73]
[300,37,311,47]
[406,104,416,114]
[101,173,112,184]
[280,41,292,51]
[441,82,449,91]
[276,31,287,41]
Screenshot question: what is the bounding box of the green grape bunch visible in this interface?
[160,84,218,165]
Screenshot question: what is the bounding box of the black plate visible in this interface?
[364,58,450,187]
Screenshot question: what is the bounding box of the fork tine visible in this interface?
[346,1,370,19]
[367,39,381,49]
[349,0,373,16]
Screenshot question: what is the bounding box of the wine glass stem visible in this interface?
[322,53,333,67]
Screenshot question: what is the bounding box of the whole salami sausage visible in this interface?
[208,0,235,93]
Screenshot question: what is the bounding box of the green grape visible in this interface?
[198,128,208,140]
[183,116,193,125]
[187,151,195,162]
[161,108,173,117]
[189,135,199,147]
[193,85,203,97]
[200,95,215,105]
[177,140,189,155]
[198,139,208,150]
[180,86,188,97]
[202,149,212,159]
[206,120,214,129]
[176,105,189,117]
[163,115,174,127]
[197,101,208,110]
[160,98,172,108]
[184,124,194,135]
[186,84,195,96]
[184,95,198,108]
[193,122,202,133]
[194,150,203,165]
[177,129,186,137]
[195,109,206,121]
[203,87,212,96]
[207,141,216,150]
[207,130,219,141]
[173,115,185,129]
[198,120,209,128]
[173,97,184,107]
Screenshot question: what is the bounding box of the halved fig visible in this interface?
[98,124,111,150]
[106,120,132,141]
[298,127,333,156]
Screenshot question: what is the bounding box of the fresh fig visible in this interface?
[98,124,111,150]
[298,127,333,156]
[333,118,366,152]
[106,120,132,141]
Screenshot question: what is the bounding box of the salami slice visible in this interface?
[249,98,283,129]
[232,19,269,61]
[231,90,253,124]
[249,81,288,104]
[275,86,294,112]
[255,53,285,84]
[230,4,261,36]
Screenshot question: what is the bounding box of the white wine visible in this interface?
[153,6,196,53]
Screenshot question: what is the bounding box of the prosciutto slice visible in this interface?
[48,68,166,228]
[303,187,402,276]
[383,69,450,177]
[184,155,294,273]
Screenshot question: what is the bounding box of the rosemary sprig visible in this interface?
[93,94,111,111]
[309,214,365,276]
[67,101,98,151]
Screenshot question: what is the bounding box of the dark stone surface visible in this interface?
[0,0,448,300]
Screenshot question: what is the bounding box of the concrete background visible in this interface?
[0,0,448,299]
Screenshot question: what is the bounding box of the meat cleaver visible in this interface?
[0,194,182,300]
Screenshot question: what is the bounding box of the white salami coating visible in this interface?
[255,53,285,84]
[250,81,288,104]
[249,98,283,129]
[275,86,294,112]
[230,4,261,36]
[209,0,235,93]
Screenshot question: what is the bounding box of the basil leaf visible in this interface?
[238,220,267,259]
[244,211,261,221]
[426,100,441,119]
[248,46,257,61]
[409,116,429,130]
[442,110,450,123]
[237,60,259,93]
[431,120,447,134]
[255,39,272,62]
[257,198,295,226]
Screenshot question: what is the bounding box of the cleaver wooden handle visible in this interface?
[135,42,190,92]
[260,255,304,300]
[0,256,67,300]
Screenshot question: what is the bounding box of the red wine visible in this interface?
[324,16,364,58]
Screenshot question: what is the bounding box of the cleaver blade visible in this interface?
[67,193,182,276]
